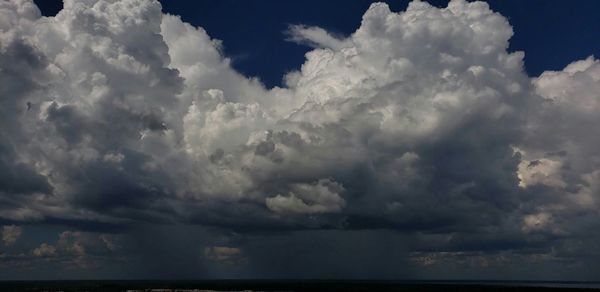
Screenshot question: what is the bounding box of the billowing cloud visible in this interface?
[266,179,345,215]
[32,243,56,257]
[0,0,599,279]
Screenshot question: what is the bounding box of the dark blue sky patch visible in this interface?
[33,0,62,17]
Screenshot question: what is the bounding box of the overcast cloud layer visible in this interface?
[0,0,599,280]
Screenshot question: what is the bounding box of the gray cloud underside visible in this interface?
[1,0,599,276]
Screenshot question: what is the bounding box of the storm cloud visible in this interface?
[0,0,599,280]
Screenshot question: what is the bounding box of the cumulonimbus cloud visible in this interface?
[0,0,599,274]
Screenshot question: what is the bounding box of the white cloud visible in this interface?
[286,24,347,50]
[204,246,246,265]
[32,243,57,257]
[266,179,346,215]
[517,157,566,188]
[0,0,599,271]
[521,212,553,233]
[2,225,22,246]
[0,0,540,229]
[520,56,600,210]
[28,230,122,268]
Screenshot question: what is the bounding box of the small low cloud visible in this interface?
[204,246,246,265]
[32,243,57,257]
[2,225,22,246]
